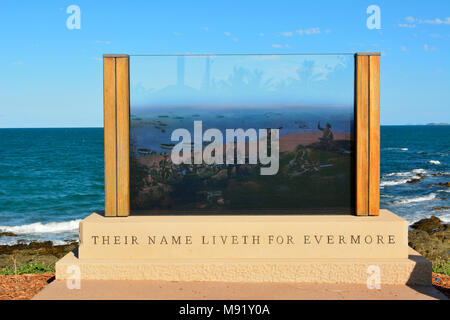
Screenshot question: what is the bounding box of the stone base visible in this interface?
[78,210,408,260]
[57,210,430,285]
[56,247,431,285]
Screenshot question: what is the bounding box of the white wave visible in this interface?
[0,219,80,234]
[383,172,410,177]
[392,193,436,205]
[52,240,72,245]
[380,179,410,187]
[429,160,441,165]
[385,147,408,151]
[405,212,450,225]
[440,213,450,223]
[382,169,427,178]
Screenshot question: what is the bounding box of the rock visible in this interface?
[432,207,450,211]
[0,232,17,237]
[429,182,450,188]
[409,216,449,262]
[409,229,449,261]
[407,174,425,184]
[431,172,450,178]
[411,216,443,232]
[0,241,78,270]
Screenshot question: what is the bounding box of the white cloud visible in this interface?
[280,31,293,37]
[232,37,238,42]
[224,32,231,36]
[95,40,111,44]
[398,23,416,28]
[423,18,450,25]
[203,27,209,32]
[402,16,450,25]
[424,44,437,51]
[271,44,289,48]
[12,61,23,65]
[429,33,443,38]
[259,32,264,37]
[173,32,182,36]
[400,46,407,52]
[296,27,320,35]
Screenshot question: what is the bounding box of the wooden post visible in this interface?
[355,53,380,216]
[103,54,130,217]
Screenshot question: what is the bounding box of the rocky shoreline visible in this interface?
[0,238,77,272]
[408,216,449,266]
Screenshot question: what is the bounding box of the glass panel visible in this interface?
[130,54,354,214]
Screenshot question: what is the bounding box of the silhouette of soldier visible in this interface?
[318,121,334,145]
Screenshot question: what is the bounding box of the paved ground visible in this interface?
[33,279,448,300]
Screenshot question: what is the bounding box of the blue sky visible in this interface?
[0,0,449,127]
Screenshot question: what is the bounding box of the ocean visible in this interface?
[0,126,448,244]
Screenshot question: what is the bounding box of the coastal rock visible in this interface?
[408,230,445,260]
[431,172,450,178]
[433,207,450,211]
[0,232,17,237]
[428,181,450,188]
[407,173,425,184]
[411,216,445,232]
[0,241,78,271]
[409,216,449,261]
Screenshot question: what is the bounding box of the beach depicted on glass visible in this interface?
[130,55,355,214]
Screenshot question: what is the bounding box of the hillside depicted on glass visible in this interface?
[130,54,354,214]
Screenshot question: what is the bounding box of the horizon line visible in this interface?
[0,124,447,129]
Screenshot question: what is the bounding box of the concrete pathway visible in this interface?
[33,280,448,300]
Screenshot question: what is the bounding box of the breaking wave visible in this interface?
[380,179,411,187]
[0,219,80,234]
[392,193,436,205]
[381,169,428,187]
[384,147,408,151]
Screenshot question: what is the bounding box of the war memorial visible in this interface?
[52,53,431,290]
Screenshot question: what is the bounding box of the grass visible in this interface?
[0,263,54,275]
[433,260,450,276]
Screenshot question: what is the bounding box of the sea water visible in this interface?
[0,128,104,244]
[380,125,450,224]
[0,126,448,244]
